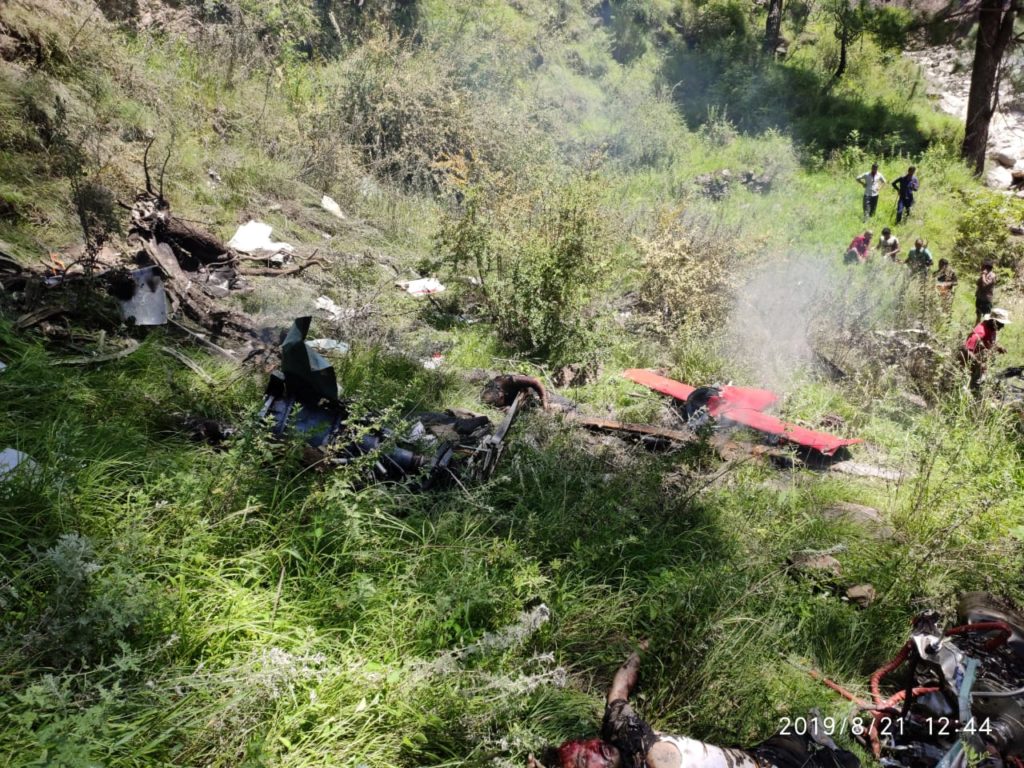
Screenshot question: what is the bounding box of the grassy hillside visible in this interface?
[2,1,1024,766]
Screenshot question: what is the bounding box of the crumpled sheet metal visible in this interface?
[280,316,339,405]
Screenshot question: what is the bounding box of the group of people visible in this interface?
[843,228,948,281]
[857,163,918,223]
[856,163,918,223]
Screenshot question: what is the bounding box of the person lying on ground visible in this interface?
[976,261,998,324]
[844,230,872,265]
[856,163,885,220]
[905,239,932,274]
[877,227,900,261]
[891,166,919,224]
[960,308,1010,392]
[527,644,860,768]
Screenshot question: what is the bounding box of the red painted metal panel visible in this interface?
[716,408,863,456]
[623,369,696,401]
[718,386,779,412]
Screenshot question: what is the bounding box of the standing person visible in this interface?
[905,238,933,274]
[528,646,860,768]
[891,166,919,224]
[975,261,998,323]
[877,227,900,261]
[959,308,1010,392]
[856,163,886,220]
[844,230,873,264]
[935,258,958,308]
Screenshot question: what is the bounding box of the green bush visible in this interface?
[953,192,1024,271]
[435,176,610,367]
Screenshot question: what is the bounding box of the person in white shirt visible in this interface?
[856,163,886,221]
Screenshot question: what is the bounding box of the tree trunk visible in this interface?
[764,0,783,54]
[962,0,1018,175]
[829,23,849,88]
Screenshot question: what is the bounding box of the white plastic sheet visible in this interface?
[396,278,445,296]
[227,221,295,255]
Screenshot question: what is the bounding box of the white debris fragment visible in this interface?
[321,195,346,220]
[422,354,444,370]
[309,338,350,355]
[396,277,445,296]
[0,361,6,373]
[0,448,39,482]
[227,221,295,255]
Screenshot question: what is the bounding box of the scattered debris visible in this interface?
[845,584,876,608]
[0,361,6,373]
[52,338,141,366]
[116,266,168,326]
[553,362,594,388]
[810,597,1024,764]
[308,338,350,355]
[227,220,295,256]
[257,318,520,488]
[569,415,694,445]
[481,374,547,410]
[320,195,346,220]
[821,502,894,540]
[624,369,862,456]
[422,353,444,370]
[0,448,39,482]
[694,168,773,200]
[396,277,445,296]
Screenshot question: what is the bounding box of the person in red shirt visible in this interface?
[960,308,1010,391]
[843,230,872,264]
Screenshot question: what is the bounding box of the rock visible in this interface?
[987,165,1014,189]
[991,149,1017,168]
[821,502,894,540]
[897,390,928,409]
[788,552,842,578]
[846,584,877,608]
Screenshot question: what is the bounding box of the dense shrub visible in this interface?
[435,177,611,367]
[953,192,1024,272]
[635,211,742,330]
[4,533,159,670]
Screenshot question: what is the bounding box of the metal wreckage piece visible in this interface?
[810,593,1024,768]
[257,318,527,489]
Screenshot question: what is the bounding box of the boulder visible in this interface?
[821,502,894,540]
[788,552,842,578]
[846,584,877,608]
[986,164,1014,189]
[990,149,1017,168]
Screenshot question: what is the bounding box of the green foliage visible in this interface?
[953,192,1024,271]
[436,177,611,367]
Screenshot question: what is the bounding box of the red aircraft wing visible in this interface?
[716,386,779,412]
[623,369,696,402]
[716,407,863,456]
[623,369,860,456]
[623,370,777,411]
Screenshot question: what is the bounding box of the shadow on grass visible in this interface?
[663,47,948,160]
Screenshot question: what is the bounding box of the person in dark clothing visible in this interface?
[529,647,861,768]
[905,238,932,275]
[975,261,998,323]
[891,166,919,224]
